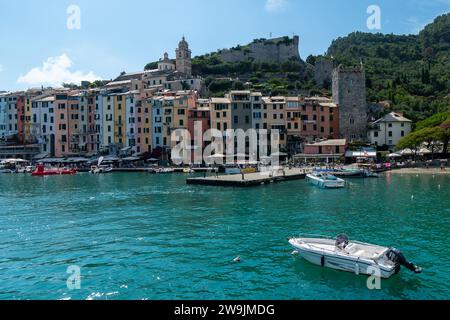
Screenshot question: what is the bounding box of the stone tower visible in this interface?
[176,37,192,76]
[332,63,368,142]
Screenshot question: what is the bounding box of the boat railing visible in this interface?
[293,234,379,251]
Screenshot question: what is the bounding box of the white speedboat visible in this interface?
[148,168,175,174]
[306,172,345,188]
[183,168,195,174]
[90,156,113,174]
[25,166,35,173]
[90,165,113,174]
[289,235,422,279]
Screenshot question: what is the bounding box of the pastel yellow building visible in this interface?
[113,93,126,147]
[210,97,231,132]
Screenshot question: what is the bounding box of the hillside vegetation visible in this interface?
[321,13,450,122]
[397,109,450,156]
[144,13,449,120]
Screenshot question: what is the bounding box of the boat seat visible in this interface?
[354,250,365,257]
[345,244,365,257]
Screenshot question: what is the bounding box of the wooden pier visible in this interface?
[186,168,307,187]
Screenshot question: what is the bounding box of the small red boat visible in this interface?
[32,164,77,176]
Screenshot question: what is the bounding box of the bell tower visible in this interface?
[176,36,192,76]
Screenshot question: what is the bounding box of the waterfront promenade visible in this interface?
[387,168,450,174]
[186,168,307,187]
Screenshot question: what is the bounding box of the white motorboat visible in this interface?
[289,235,422,279]
[90,165,113,174]
[14,166,27,173]
[306,172,346,188]
[90,156,113,174]
[25,166,35,173]
[148,167,175,174]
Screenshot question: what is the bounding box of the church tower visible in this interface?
[176,37,192,76]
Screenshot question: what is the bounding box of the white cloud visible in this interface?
[17,54,99,86]
[265,0,287,12]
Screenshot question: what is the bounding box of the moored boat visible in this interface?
[331,168,365,178]
[363,170,379,178]
[306,172,345,188]
[90,165,113,174]
[289,234,422,279]
[148,167,175,174]
[32,165,77,176]
[219,164,241,175]
[25,166,35,173]
[183,168,195,174]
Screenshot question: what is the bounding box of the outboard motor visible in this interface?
[386,248,422,274]
[335,234,349,250]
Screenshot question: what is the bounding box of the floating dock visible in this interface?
[186,168,307,187]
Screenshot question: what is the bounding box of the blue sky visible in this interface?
[0,0,448,90]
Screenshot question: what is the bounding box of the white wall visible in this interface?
[369,121,412,149]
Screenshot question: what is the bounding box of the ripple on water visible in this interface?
[0,173,448,300]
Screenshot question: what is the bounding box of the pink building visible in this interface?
[300,97,340,141]
[187,100,210,163]
[303,139,347,157]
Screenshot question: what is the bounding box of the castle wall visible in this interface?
[314,59,334,88]
[219,36,300,64]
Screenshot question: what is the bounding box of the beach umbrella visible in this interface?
[206,154,225,164]
[400,148,414,155]
[419,148,432,155]
[170,155,185,161]
[122,156,140,162]
[388,153,401,158]
[1,158,28,164]
[207,154,225,159]
[271,152,288,157]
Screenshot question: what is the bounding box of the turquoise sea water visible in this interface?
[0,172,449,300]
